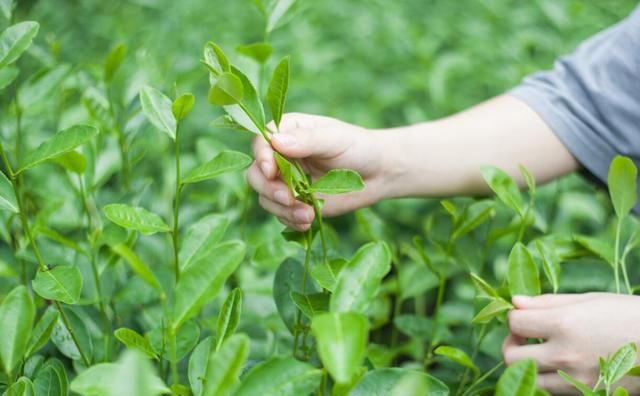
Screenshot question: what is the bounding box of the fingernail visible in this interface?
[274,190,290,206]
[274,134,296,147]
[260,161,272,177]
[294,208,311,223]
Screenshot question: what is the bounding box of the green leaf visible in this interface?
[481,166,524,216]
[507,243,540,296]
[233,356,321,396]
[26,308,59,356]
[103,203,171,235]
[202,334,249,396]
[574,235,614,266]
[613,388,630,396]
[0,171,18,213]
[0,65,18,90]
[469,273,499,298]
[0,21,39,68]
[606,342,638,386]
[110,243,163,293]
[274,153,303,195]
[179,215,230,271]
[266,56,289,128]
[209,72,244,106]
[149,320,200,363]
[70,351,169,396]
[104,43,126,82]
[188,336,213,396]
[209,115,252,133]
[519,164,536,197]
[434,346,480,376]
[0,285,35,376]
[32,265,83,304]
[53,150,87,174]
[557,370,597,396]
[349,368,449,396]
[311,169,365,195]
[140,85,177,140]
[182,150,252,184]
[266,0,296,32]
[310,258,346,292]
[17,125,98,174]
[311,312,369,384]
[273,258,319,333]
[451,200,495,240]
[496,359,537,396]
[203,41,230,78]
[290,291,329,319]
[215,288,242,351]
[0,0,13,20]
[50,307,93,362]
[33,365,63,396]
[330,241,392,314]
[114,328,158,360]
[472,298,513,324]
[19,64,71,108]
[39,359,68,396]
[534,239,560,294]
[3,377,35,396]
[608,156,638,219]
[172,93,195,122]
[172,241,246,330]
[224,66,265,134]
[236,42,273,64]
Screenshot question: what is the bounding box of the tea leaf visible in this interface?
[480,166,524,216]
[236,42,273,64]
[0,21,39,68]
[310,258,346,292]
[469,273,499,298]
[608,156,637,219]
[557,370,596,395]
[311,169,365,195]
[210,114,252,133]
[0,285,35,376]
[110,243,163,293]
[0,170,18,213]
[495,359,536,396]
[507,243,540,296]
[39,359,68,396]
[574,235,615,266]
[0,0,13,20]
[17,125,98,174]
[266,56,289,129]
[179,215,230,271]
[33,365,63,396]
[613,388,630,396]
[149,321,200,362]
[434,346,480,376]
[233,356,322,396]
[140,85,177,140]
[472,298,513,324]
[26,308,59,357]
[266,0,296,33]
[209,72,244,105]
[53,150,87,174]
[50,307,93,362]
[188,336,213,396]
[32,265,83,304]
[0,65,18,90]
[273,258,319,333]
[330,241,391,314]
[3,377,35,396]
[172,241,245,330]
[215,288,242,351]
[19,64,71,108]
[290,291,329,318]
[182,150,252,184]
[224,66,265,133]
[114,328,158,360]
[172,93,195,122]
[349,368,448,396]
[202,334,249,396]
[606,342,637,386]
[534,239,560,294]
[203,41,230,78]
[103,203,171,235]
[104,43,126,82]
[519,164,536,197]
[274,153,304,195]
[311,312,369,384]
[451,200,495,240]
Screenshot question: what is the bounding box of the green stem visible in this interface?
[172,123,182,283]
[425,242,453,367]
[614,219,622,294]
[292,230,313,358]
[0,142,90,367]
[456,324,488,396]
[461,361,504,396]
[106,83,130,190]
[169,327,179,384]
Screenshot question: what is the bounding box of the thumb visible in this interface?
[271,127,344,159]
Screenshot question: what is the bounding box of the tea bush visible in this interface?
[0,0,638,395]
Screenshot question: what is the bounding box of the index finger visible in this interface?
[252,136,277,180]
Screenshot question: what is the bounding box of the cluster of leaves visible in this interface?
[1,0,640,395]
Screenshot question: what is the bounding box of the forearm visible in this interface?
[375,95,580,199]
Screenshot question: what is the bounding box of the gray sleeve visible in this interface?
[509,6,640,207]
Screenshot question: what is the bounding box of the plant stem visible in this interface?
[169,327,179,385]
[172,123,182,283]
[106,83,130,190]
[292,230,313,358]
[614,219,631,294]
[0,141,90,367]
[456,324,488,396]
[613,219,622,294]
[425,242,453,367]
[461,361,504,396]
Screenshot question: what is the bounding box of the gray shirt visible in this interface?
[510,5,640,209]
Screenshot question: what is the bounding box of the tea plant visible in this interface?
[1,0,640,395]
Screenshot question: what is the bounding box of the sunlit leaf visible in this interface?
[434,345,480,376]
[202,334,249,396]
[311,169,365,195]
[0,21,39,68]
[349,368,448,396]
[481,166,524,216]
[471,298,513,324]
[290,291,329,319]
[140,85,177,140]
[507,243,540,296]
[606,343,637,386]
[110,243,163,293]
[0,285,35,376]
[104,43,126,82]
[179,215,230,270]
[267,56,289,128]
[203,41,230,78]
[0,170,18,213]
[172,93,195,122]
[114,328,158,360]
[32,265,83,304]
[233,356,322,396]
[266,0,296,33]
[182,150,252,184]
[103,203,171,235]
[237,42,273,64]
[495,359,536,396]
[215,288,242,351]
[608,155,637,219]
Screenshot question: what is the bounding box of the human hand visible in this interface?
[503,293,640,394]
[247,113,390,231]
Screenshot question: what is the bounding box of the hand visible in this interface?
[247,113,389,231]
[503,293,640,394]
